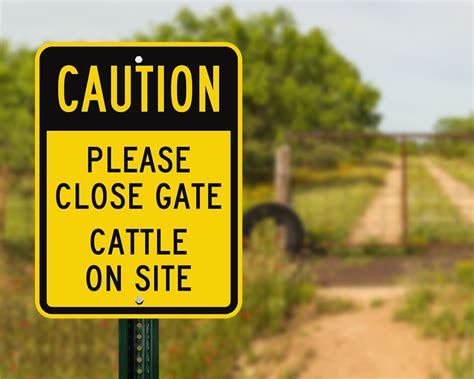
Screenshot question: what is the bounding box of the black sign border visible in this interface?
[35,42,242,318]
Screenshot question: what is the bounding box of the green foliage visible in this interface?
[460,302,474,336]
[435,157,474,189]
[0,41,35,173]
[424,310,457,339]
[407,158,474,244]
[0,234,313,379]
[0,7,381,179]
[292,160,386,245]
[0,258,117,379]
[394,287,435,324]
[159,235,313,379]
[243,182,273,211]
[434,112,474,134]
[429,112,474,158]
[292,140,353,170]
[243,140,275,182]
[315,296,355,315]
[370,297,385,308]
[448,348,474,379]
[134,6,381,142]
[455,261,474,287]
[395,265,474,379]
[4,174,34,255]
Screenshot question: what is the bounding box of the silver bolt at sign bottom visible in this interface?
[135,296,144,305]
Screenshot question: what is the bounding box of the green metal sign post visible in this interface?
[119,319,159,379]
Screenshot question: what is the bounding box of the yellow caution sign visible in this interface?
[35,42,242,318]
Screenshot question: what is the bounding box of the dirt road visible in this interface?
[236,159,473,379]
[348,161,402,245]
[423,160,474,224]
[238,286,449,379]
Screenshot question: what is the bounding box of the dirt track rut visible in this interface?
[348,161,402,245]
[423,160,474,224]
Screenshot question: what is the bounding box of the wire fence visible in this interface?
[285,132,474,252]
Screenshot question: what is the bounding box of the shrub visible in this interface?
[0,233,313,379]
[424,310,457,339]
[396,264,474,379]
[315,297,356,315]
[394,287,435,324]
[158,235,313,378]
[292,140,352,171]
[243,140,274,183]
[454,261,474,287]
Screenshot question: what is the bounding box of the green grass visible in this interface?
[407,158,474,244]
[292,162,388,245]
[370,298,385,308]
[293,182,381,245]
[244,155,474,250]
[315,296,356,315]
[0,174,308,377]
[4,155,472,377]
[435,157,474,189]
[4,174,34,258]
[0,230,313,379]
[0,258,118,379]
[243,159,391,249]
[395,260,474,379]
[243,182,273,211]
[159,229,314,379]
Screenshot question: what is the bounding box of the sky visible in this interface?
[0,0,472,133]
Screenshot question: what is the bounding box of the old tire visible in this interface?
[243,202,304,254]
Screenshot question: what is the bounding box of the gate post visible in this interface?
[274,145,291,250]
[400,136,408,248]
[274,144,291,205]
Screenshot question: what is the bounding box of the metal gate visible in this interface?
[285,132,474,252]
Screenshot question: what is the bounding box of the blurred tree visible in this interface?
[0,41,35,173]
[0,7,382,180]
[134,7,381,142]
[434,112,474,134]
[431,112,474,157]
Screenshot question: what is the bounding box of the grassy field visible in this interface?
[3,174,34,258]
[292,161,390,245]
[434,157,474,189]
[159,234,313,379]
[5,155,472,257]
[0,158,388,378]
[0,228,313,379]
[244,155,474,250]
[407,158,474,244]
[243,182,273,211]
[395,260,474,379]
[244,158,390,247]
[2,152,473,377]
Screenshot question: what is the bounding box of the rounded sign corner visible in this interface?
[220,42,243,63]
[35,296,55,319]
[35,42,57,63]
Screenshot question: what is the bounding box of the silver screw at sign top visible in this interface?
[135,296,144,305]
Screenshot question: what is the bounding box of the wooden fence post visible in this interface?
[400,136,408,249]
[274,144,291,205]
[274,145,291,250]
